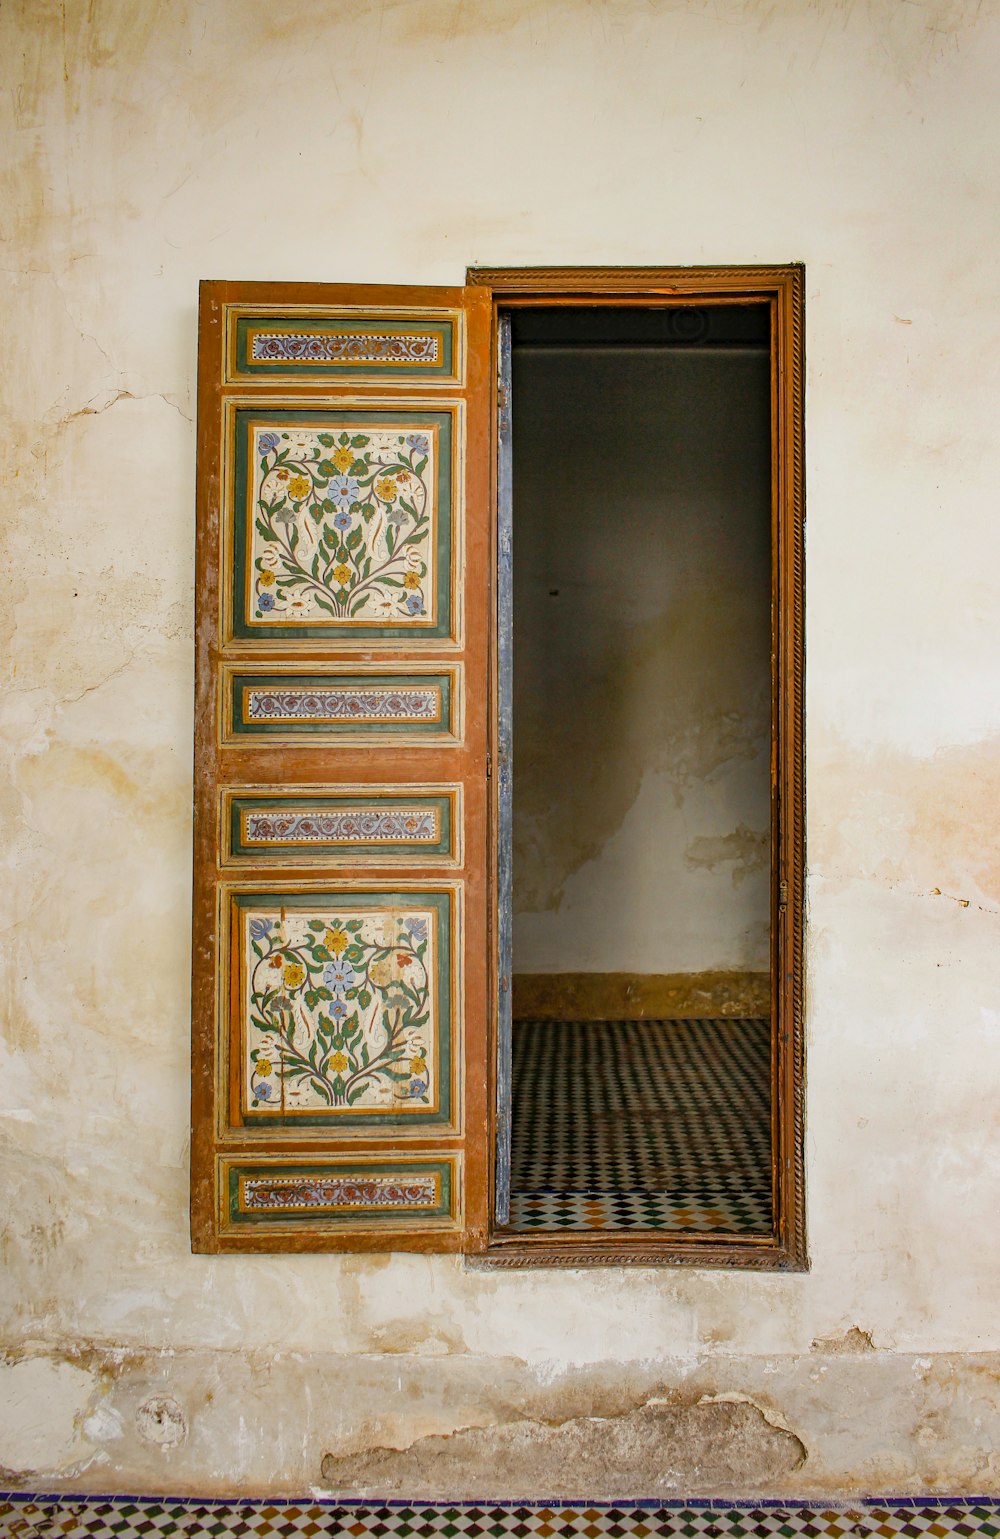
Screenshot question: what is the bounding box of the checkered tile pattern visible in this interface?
[3,1498,1000,1539]
[508,1018,772,1234]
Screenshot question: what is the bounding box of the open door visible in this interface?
[190,282,491,1252]
[478,265,805,1270]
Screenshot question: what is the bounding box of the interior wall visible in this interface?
[4,0,1000,1500]
[512,342,771,975]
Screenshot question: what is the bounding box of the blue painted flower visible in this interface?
[323,960,357,993]
[329,475,361,511]
[406,917,428,944]
[405,592,424,614]
[406,434,429,455]
[258,431,281,454]
[249,918,273,941]
[255,1081,274,1101]
[409,1077,428,1098]
[257,591,275,612]
[333,509,352,531]
[330,999,348,1020]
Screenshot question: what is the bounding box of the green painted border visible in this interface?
[229,672,454,739]
[235,316,455,379]
[234,890,453,1129]
[232,409,453,642]
[227,1159,453,1226]
[230,794,452,859]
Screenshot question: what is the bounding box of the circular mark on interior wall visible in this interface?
[667,307,710,342]
[136,1395,188,1447]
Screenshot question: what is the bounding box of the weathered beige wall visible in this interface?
[3,0,1000,1498]
[511,344,771,974]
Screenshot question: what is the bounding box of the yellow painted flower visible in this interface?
[409,1056,427,1076]
[283,962,305,989]
[333,564,352,586]
[369,958,393,988]
[403,571,420,590]
[333,446,355,473]
[258,571,275,587]
[325,928,349,954]
[329,1051,349,1073]
[287,474,311,500]
[255,1058,272,1077]
[374,476,398,503]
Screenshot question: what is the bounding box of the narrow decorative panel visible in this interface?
[221,1156,457,1231]
[193,279,490,1255]
[229,409,455,642]
[229,311,460,382]
[222,789,458,866]
[221,668,458,745]
[231,890,453,1128]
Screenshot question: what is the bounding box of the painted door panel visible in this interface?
[191,282,491,1252]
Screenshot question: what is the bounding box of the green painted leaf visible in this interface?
[317,433,335,447]
[351,434,370,447]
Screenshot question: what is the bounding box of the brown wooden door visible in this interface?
[190,282,491,1252]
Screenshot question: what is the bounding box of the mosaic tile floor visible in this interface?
[3,1497,1000,1539]
[507,1018,772,1235]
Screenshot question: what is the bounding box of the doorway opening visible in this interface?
[489,290,796,1263]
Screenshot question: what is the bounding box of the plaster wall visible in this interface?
[3,0,1000,1498]
[511,343,771,975]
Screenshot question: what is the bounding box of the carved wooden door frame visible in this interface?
[465,266,807,1270]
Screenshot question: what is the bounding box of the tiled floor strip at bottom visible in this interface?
[3,1497,1000,1539]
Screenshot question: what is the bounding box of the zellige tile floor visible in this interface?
[506,1018,772,1234]
[3,1497,1000,1539]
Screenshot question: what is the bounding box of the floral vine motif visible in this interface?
[245,910,433,1112]
[250,427,435,624]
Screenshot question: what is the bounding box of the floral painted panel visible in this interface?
[222,1158,456,1229]
[244,808,440,845]
[224,670,457,743]
[251,332,441,366]
[232,410,454,639]
[241,898,449,1123]
[222,792,456,866]
[231,313,458,380]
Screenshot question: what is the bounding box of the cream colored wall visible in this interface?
[511,343,771,975]
[4,0,1000,1497]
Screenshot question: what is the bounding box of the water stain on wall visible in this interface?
[685,822,769,886]
[514,585,770,915]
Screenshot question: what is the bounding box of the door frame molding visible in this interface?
[465,265,807,1270]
